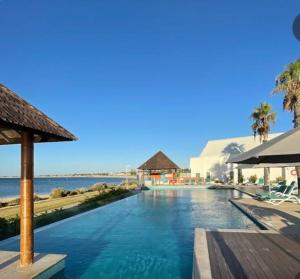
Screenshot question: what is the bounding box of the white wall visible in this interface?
[190,134,296,184]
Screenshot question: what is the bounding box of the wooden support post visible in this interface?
[282,167,286,181]
[20,131,34,267]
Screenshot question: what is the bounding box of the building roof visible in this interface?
[197,133,282,158]
[0,84,76,144]
[138,151,180,170]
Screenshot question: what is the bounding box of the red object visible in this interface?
[291,169,297,176]
[151,174,161,180]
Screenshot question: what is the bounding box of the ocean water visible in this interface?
[0,177,129,198]
[0,189,258,279]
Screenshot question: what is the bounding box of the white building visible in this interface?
[190,134,296,184]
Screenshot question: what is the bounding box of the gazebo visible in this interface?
[137,151,180,185]
[0,84,76,267]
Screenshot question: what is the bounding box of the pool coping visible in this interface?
[229,199,272,231]
[0,251,66,279]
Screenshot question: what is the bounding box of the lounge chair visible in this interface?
[265,183,299,205]
[256,185,287,200]
[271,180,287,191]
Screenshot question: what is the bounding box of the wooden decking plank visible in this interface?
[235,232,300,278]
[233,232,273,279]
[243,233,291,279]
[206,232,233,279]
[207,232,236,279]
[259,233,300,275]
[195,230,300,279]
[208,232,247,278]
[221,232,261,278]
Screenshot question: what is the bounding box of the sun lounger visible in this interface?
[265,183,299,205]
[256,185,286,200]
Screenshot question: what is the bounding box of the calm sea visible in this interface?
[0,177,131,198]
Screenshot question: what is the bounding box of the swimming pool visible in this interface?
[0,189,257,279]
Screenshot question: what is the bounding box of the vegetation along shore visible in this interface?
[0,181,139,241]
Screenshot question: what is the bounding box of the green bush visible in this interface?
[0,202,8,208]
[119,181,138,190]
[50,188,66,199]
[0,215,20,240]
[33,194,45,201]
[248,175,257,184]
[7,198,20,206]
[92,183,108,194]
[238,171,244,184]
[69,190,78,196]
[275,176,284,183]
[78,187,87,194]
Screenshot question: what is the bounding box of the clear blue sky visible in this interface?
[0,0,299,176]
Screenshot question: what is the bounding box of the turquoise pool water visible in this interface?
[0,189,257,279]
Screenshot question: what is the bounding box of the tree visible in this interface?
[251,103,276,143]
[273,59,300,127]
[250,102,276,185]
[273,58,300,194]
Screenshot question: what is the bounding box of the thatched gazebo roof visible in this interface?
[0,84,76,144]
[138,151,180,171]
[0,83,76,267]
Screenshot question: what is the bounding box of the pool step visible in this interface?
[0,250,66,279]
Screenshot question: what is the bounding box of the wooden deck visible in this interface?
[193,229,300,279]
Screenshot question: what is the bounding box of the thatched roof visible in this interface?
[138,151,180,170]
[0,84,76,144]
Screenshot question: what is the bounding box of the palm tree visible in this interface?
[273,58,300,193]
[250,102,276,185]
[273,59,300,127]
[251,103,276,142]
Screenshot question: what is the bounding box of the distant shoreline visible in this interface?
[0,175,136,179]
[0,176,137,200]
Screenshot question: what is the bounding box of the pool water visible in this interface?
[0,189,257,279]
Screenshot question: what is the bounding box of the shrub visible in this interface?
[276,176,284,183]
[0,202,8,208]
[50,188,66,199]
[64,190,69,196]
[119,181,138,190]
[92,183,108,194]
[7,198,20,206]
[33,194,45,201]
[69,191,78,196]
[248,175,257,184]
[78,187,87,194]
[238,172,244,184]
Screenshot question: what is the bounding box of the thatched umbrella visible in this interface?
[138,151,180,185]
[0,84,76,267]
